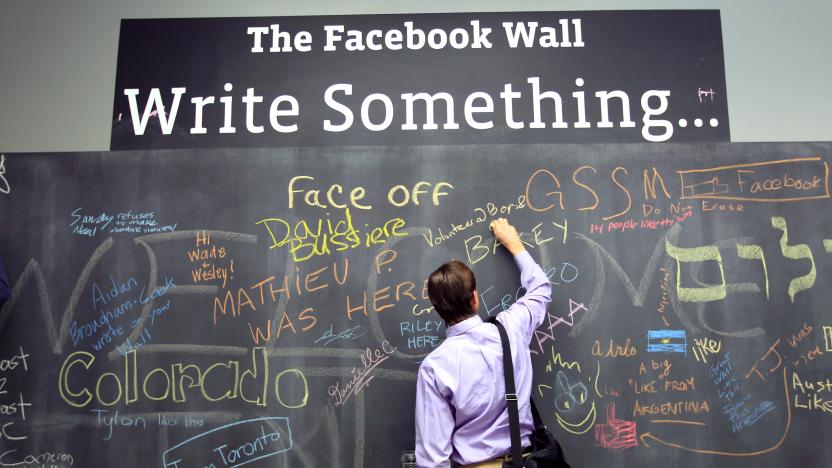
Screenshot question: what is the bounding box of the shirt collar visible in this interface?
[446,315,483,338]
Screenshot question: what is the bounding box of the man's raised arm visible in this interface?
[490,218,552,342]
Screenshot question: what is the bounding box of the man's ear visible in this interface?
[470,290,479,313]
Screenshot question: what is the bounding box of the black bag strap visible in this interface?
[488,316,524,468]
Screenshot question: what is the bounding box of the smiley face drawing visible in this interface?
[540,361,602,435]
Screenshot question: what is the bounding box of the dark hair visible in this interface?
[427,260,477,325]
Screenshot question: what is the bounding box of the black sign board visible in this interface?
[111,11,730,149]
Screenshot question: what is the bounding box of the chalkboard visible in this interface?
[0,142,830,467]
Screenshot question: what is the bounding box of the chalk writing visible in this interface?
[710,352,776,433]
[0,393,31,420]
[0,155,10,194]
[633,400,709,418]
[213,259,347,325]
[58,347,307,409]
[257,208,407,262]
[344,273,429,321]
[328,341,396,406]
[697,87,716,102]
[666,239,726,302]
[91,409,147,441]
[592,338,637,358]
[787,323,813,349]
[188,231,235,288]
[214,425,284,467]
[314,325,368,346]
[590,211,694,235]
[0,450,75,466]
[736,244,770,299]
[678,157,830,202]
[0,421,26,441]
[824,326,832,352]
[162,417,292,468]
[792,371,832,413]
[422,195,526,247]
[545,346,582,374]
[287,175,453,210]
[70,208,177,237]
[0,348,29,374]
[691,337,722,364]
[69,276,174,353]
[400,320,443,350]
[745,321,828,385]
[656,266,671,326]
[771,216,816,302]
[530,297,586,356]
[465,219,567,264]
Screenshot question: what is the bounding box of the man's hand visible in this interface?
[489,218,526,256]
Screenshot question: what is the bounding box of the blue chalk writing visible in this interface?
[162,417,292,468]
[709,352,776,433]
[69,207,177,237]
[314,325,368,346]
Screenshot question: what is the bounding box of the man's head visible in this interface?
[427,260,479,326]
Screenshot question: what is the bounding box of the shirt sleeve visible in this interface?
[497,251,551,346]
[415,364,454,468]
[0,261,10,305]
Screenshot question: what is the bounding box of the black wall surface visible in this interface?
[0,142,830,467]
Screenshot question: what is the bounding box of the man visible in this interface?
[415,218,552,467]
[0,260,10,306]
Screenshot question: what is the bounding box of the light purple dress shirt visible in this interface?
[415,251,551,467]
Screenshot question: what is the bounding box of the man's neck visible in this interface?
[446,313,476,327]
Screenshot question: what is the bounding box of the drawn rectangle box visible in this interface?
[824,326,832,352]
[647,330,687,354]
[162,417,292,468]
[677,157,830,202]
